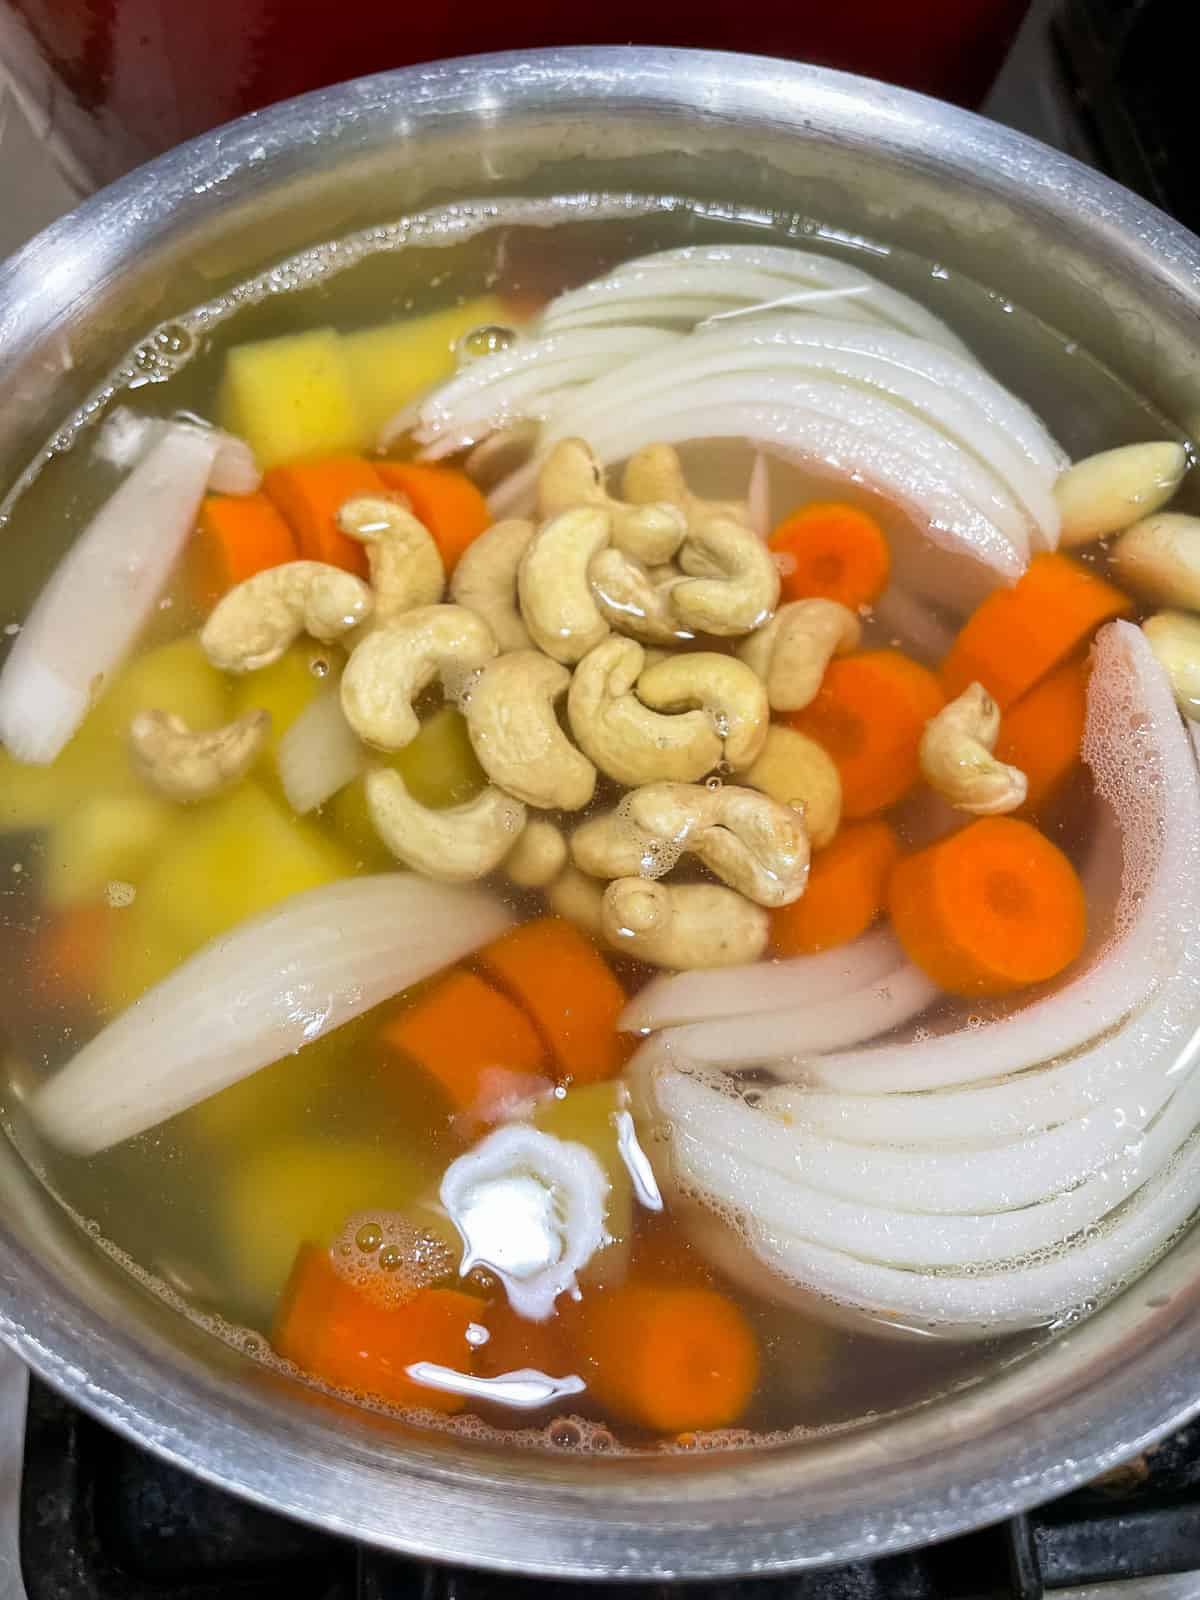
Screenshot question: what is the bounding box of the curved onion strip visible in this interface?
[30,876,514,1155]
[382,327,680,453]
[664,963,940,1068]
[619,928,902,1034]
[94,407,260,494]
[538,245,971,354]
[277,688,364,815]
[0,427,218,765]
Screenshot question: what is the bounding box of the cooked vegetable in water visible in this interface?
[2,198,1199,1450]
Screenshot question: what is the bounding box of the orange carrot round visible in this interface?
[788,650,944,818]
[191,492,297,605]
[888,815,1086,997]
[940,552,1132,709]
[273,1243,479,1412]
[478,917,628,1085]
[262,455,385,576]
[994,655,1090,816]
[568,1283,759,1434]
[378,968,546,1120]
[769,501,891,610]
[376,461,490,573]
[772,820,900,956]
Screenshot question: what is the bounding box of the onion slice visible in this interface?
[30,876,514,1154]
[277,688,364,815]
[0,427,218,764]
[95,406,260,494]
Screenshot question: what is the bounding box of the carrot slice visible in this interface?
[772,820,900,956]
[567,1283,759,1434]
[940,553,1132,709]
[273,1242,478,1412]
[191,492,297,605]
[788,650,944,818]
[769,501,891,610]
[376,462,490,573]
[888,815,1086,997]
[478,917,628,1085]
[995,655,1090,817]
[378,969,546,1119]
[262,455,385,576]
[32,902,115,1009]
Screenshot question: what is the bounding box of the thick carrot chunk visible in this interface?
[192,492,297,604]
[262,455,386,576]
[994,656,1090,816]
[375,462,490,573]
[769,501,891,610]
[772,820,900,956]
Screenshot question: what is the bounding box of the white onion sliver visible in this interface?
[0,427,218,765]
[620,929,902,1034]
[277,688,364,815]
[31,876,514,1155]
[94,407,261,494]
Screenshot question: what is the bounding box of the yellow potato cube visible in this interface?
[343,295,510,441]
[218,327,364,469]
[233,643,334,761]
[43,790,176,910]
[99,900,189,1016]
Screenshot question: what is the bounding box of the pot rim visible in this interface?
[4,44,1200,1580]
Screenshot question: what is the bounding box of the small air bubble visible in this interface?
[549,1419,583,1448]
[378,1245,405,1272]
[459,324,518,361]
[310,656,331,679]
[356,1222,383,1253]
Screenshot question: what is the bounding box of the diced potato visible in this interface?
[43,790,176,910]
[394,705,485,809]
[0,750,76,831]
[533,1081,633,1285]
[99,899,190,1015]
[222,1135,432,1312]
[343,296,510,441]
[218,327,364,469]
[232,643,334,762]
[136,781,354,953]
[327,775,390,866]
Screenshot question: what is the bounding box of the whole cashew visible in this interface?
[129,709,270,802]
[537,438,687,566]
[670,516,781,637]
[1142,612,1200,720]
[743,725,841,849]
[336,495,444,624]
[621,442,748,534]
[1112,513,1200,610]
[636,651,769,769]
[737,599,861,712]
[341,605,497,750]
[505,819,569,888]
[465,650,596,811]
[366,767,525,882]
[693,785,810,908]
[201,561,374,673]
[567,637,721,786]
[1055,442,1188,547]
[588,546,692,646]
[571,782,719,879]
[518,505,612,664]
[545,864,606,939]
[601,878,769,969]
[919,682,1027,815]
[449,518,534,652]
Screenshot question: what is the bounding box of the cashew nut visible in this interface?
[588,547,692,645]
[465,650,596,811]
[601,878,769,969]
[366,767,525,882]
[449,518,534,653]
[518,506,612,664]
[201,561,374,673]
[567,637,721,785]
[129,709,270,802]
[336,495,444,623]
[692,785,809,908]
[1142,612,1200,720]
[1112,513,1200,609]
[636,652,769,770]
[1055,442,1188,547]
[737,599,861,711]
[571,782,718,879]
[341,605,496,750]
[670,516,781,636]
[545,864,606,939]
[919,682,1027,815]
[621,442,748,534]
[504,819,569,888]
[465,420,540,489]
[537,438,686,565]
[743,726,841,849]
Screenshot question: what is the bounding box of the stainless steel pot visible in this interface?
[2,46,1200,1582]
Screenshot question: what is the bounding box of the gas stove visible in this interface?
[2,1,1199,1595]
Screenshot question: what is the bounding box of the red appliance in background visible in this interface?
[4,0,1029,188]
